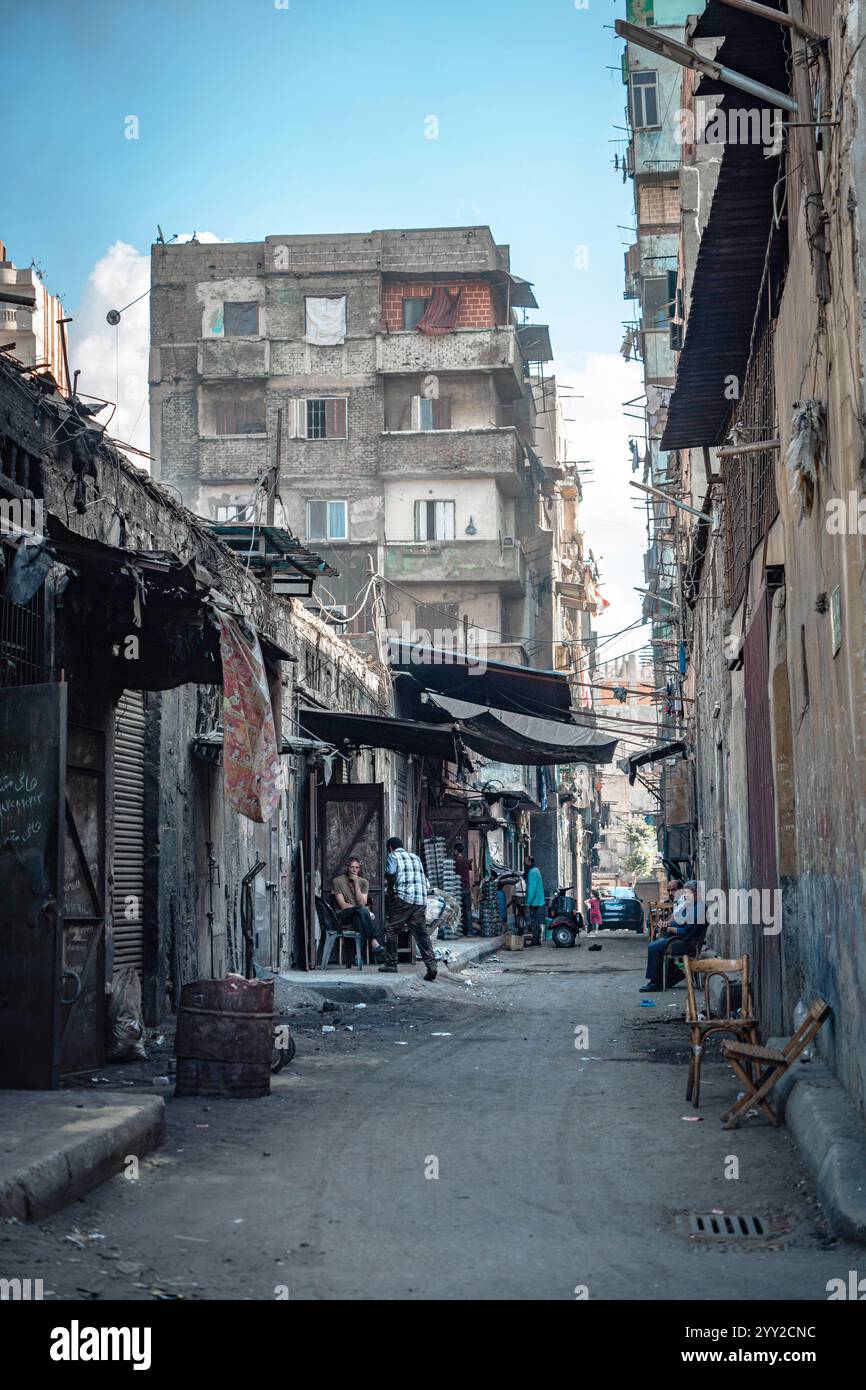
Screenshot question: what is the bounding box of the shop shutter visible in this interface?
[112,690,147,976]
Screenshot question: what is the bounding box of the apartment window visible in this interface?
[208,387,266,435]
[223,301,258,336]
[415,601,459,637]
[642,277,670,329]
[414,499,455,541]
[214,502,252,523]
[305,397,348,440]
[307,499,348,541]
[410,395,452,431]
[403,297,430,330]
[630,71,659,129]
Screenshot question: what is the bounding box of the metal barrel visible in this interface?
[174,977,274,1098]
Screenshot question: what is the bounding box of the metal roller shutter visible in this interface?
[112,690,147,976]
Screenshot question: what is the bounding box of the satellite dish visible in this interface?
[106,309,121,326]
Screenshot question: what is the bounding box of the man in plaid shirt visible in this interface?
[380,837,437,980]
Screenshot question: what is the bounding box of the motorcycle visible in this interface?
[549,886,585,948]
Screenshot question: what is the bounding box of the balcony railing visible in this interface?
[384,538,526,594]
[376,327,525,397]
[378,426,524,490]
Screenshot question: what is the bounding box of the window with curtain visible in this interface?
[306,499,348,541]
[414,499,456,541]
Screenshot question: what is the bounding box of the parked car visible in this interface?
[593,888,645,932]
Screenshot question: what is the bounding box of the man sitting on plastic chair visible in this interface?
[640,881,706,993]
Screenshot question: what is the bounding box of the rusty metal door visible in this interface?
[0,682,67,1088]
[744,589,783,1034]
[61,725,107,1074]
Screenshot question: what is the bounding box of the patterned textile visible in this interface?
[416,286,461,335]
[386,848,430,904]
[216,611,280,823]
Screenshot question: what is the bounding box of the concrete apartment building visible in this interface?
[148,226,590,673]
[0,241,68,389]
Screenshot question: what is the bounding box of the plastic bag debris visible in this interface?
[106,967,148,1062]
[322,1025,336,1033]
[639,999,656,1007]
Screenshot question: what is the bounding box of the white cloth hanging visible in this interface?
[304,296,347,346]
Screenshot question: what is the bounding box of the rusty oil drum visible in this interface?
[175,977,274,1098]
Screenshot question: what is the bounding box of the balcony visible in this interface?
[376,327,525,399]
[378,426,524,493]
[198,338,270,378]
[384,538,526,594]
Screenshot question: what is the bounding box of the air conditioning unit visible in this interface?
[502,536,516,548]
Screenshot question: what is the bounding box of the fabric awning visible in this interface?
[660,1,789,450]
[297,708,463,761]
[422,694,618,767]
[626,740,688,785]
[389,641,573,722]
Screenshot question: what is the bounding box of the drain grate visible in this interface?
[688,1212,766,1239]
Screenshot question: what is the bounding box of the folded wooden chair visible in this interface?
[683,956,760,1108]
[721,998,831,1130]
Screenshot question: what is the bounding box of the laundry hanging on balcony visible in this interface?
[416,287,461,335]
[215,610,281,823]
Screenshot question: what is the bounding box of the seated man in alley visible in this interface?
[640,880,706,992]
[379,837,438,982]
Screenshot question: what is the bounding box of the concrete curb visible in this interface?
[0,1092,167,1223]
[262,934,506,1010]
[768,1041,866,1244]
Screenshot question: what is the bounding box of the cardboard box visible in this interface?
[504,932,525,951]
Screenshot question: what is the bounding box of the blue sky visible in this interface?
[5,0,647,654]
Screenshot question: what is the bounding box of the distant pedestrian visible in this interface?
[524,857,546,946]
[452,840,475,935]
[588,890,603,932]
[380,837,438,981]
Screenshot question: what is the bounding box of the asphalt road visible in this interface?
[2,933,858,1300]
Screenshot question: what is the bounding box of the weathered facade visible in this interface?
[0,347,391,1084]
[639,0,866,1116]
[149,224,602,895]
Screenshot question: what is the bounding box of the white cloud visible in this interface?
[554,350,649,660]
[70,233,226,461]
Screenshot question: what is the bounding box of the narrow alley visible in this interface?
[2,934,854,1302]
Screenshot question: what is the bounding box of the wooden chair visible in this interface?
[660,923,708,992]
[683,956,761,1108]
[316,896,364,971]
[721,998,831,1130]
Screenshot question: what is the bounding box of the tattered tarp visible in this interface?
[660,1,789,450]
[389,641,573,722]
[626,740,688,786]
[297,708,462,762]
[304,296,347,346]
[216,612,281,823]
[422,694,618,767]
[416,287,461,335]
[29,515,290,695]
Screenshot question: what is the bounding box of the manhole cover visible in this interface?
[684,1212,766,1239]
